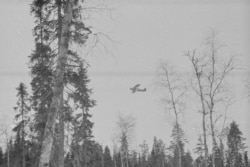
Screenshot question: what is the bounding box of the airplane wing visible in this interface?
[133,84,140,89]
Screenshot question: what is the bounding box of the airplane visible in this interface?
[130,84,147,93]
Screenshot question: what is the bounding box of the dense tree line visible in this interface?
[0,113,248,167]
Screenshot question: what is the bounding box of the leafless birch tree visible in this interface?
[0,125,11,167]
[186,30,236,167]
[157,62,186,167]
[116,114,135,167]
[186,50,209,167]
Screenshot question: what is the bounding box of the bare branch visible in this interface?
[213,114,223,127]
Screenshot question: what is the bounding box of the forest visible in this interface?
[0,0,249,167]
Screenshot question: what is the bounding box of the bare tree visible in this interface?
[157,62,186,167]
[203,31,235,148]
[186,50,209,167]
[0,125,11,167]
[116,114,135,167]
[186,30,236,167]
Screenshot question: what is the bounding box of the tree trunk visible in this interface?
[172,97,181,167]
[21,93,25,167]
[210,106,217,167]
[120,152,124,167]
[84,144,87,167]
[7,144,9,167]
[176,126,182,167]
[198,79,209,167]
[101,150,104,167]
[57,0,65,166]
[113,152,117,167]
[167,71,182,167]
[126,152,129,167]
[58,95,64,167]
[38,0,74,166]
[188,52,210,167]
[22,113,25,167]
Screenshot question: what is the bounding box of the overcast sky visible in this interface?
[0,0,249,154]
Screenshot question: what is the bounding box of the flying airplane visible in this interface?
[130,84,147,93]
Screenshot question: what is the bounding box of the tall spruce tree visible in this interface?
[29,0,93,166]
[103,146,113,167]
[29,0,55,166]
[167,124,187,167]
[13,83,30,167]
[243,151,249,167]
[150,137,166,167]
[68,64,96,167]
[139,140,149,167]
[227,121,246,167]
[183,151,193,167]
[157,62,187,167]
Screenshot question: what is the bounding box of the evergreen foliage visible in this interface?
[227,121,247,167]
[103,146,113,167]
[0,147,4,166]
[12,83,30,167]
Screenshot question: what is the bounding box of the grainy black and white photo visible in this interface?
[0,0,249,167]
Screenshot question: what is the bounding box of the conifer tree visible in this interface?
[194,136,204,158]
[29,0,93,166]
[227,121,246,167]
[183,151,193,167]
[167,124,187,167]
[0,147,4,166]
[139,140,149,167]
[151,137,166,167]
[243,152,249,167]
[67,63,95,167]
[29,1,55,165]
[157,62,186,167]
[13,83,30,167]
[104,146,113,167]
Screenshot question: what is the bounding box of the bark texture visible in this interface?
[38,0,74,166]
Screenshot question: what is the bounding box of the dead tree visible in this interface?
[203,31,235,149]
[157,62,186,167]
[186,50,209,167]
[186,30,236,167]
[0,125,10,167]
[116,114,135,167]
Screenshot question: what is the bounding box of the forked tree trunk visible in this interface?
[197,75,209,167]
[171,90,181,167]
[188,53,209,167]
[38,0,74,166]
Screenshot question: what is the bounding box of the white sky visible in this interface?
[0,0,249,155]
